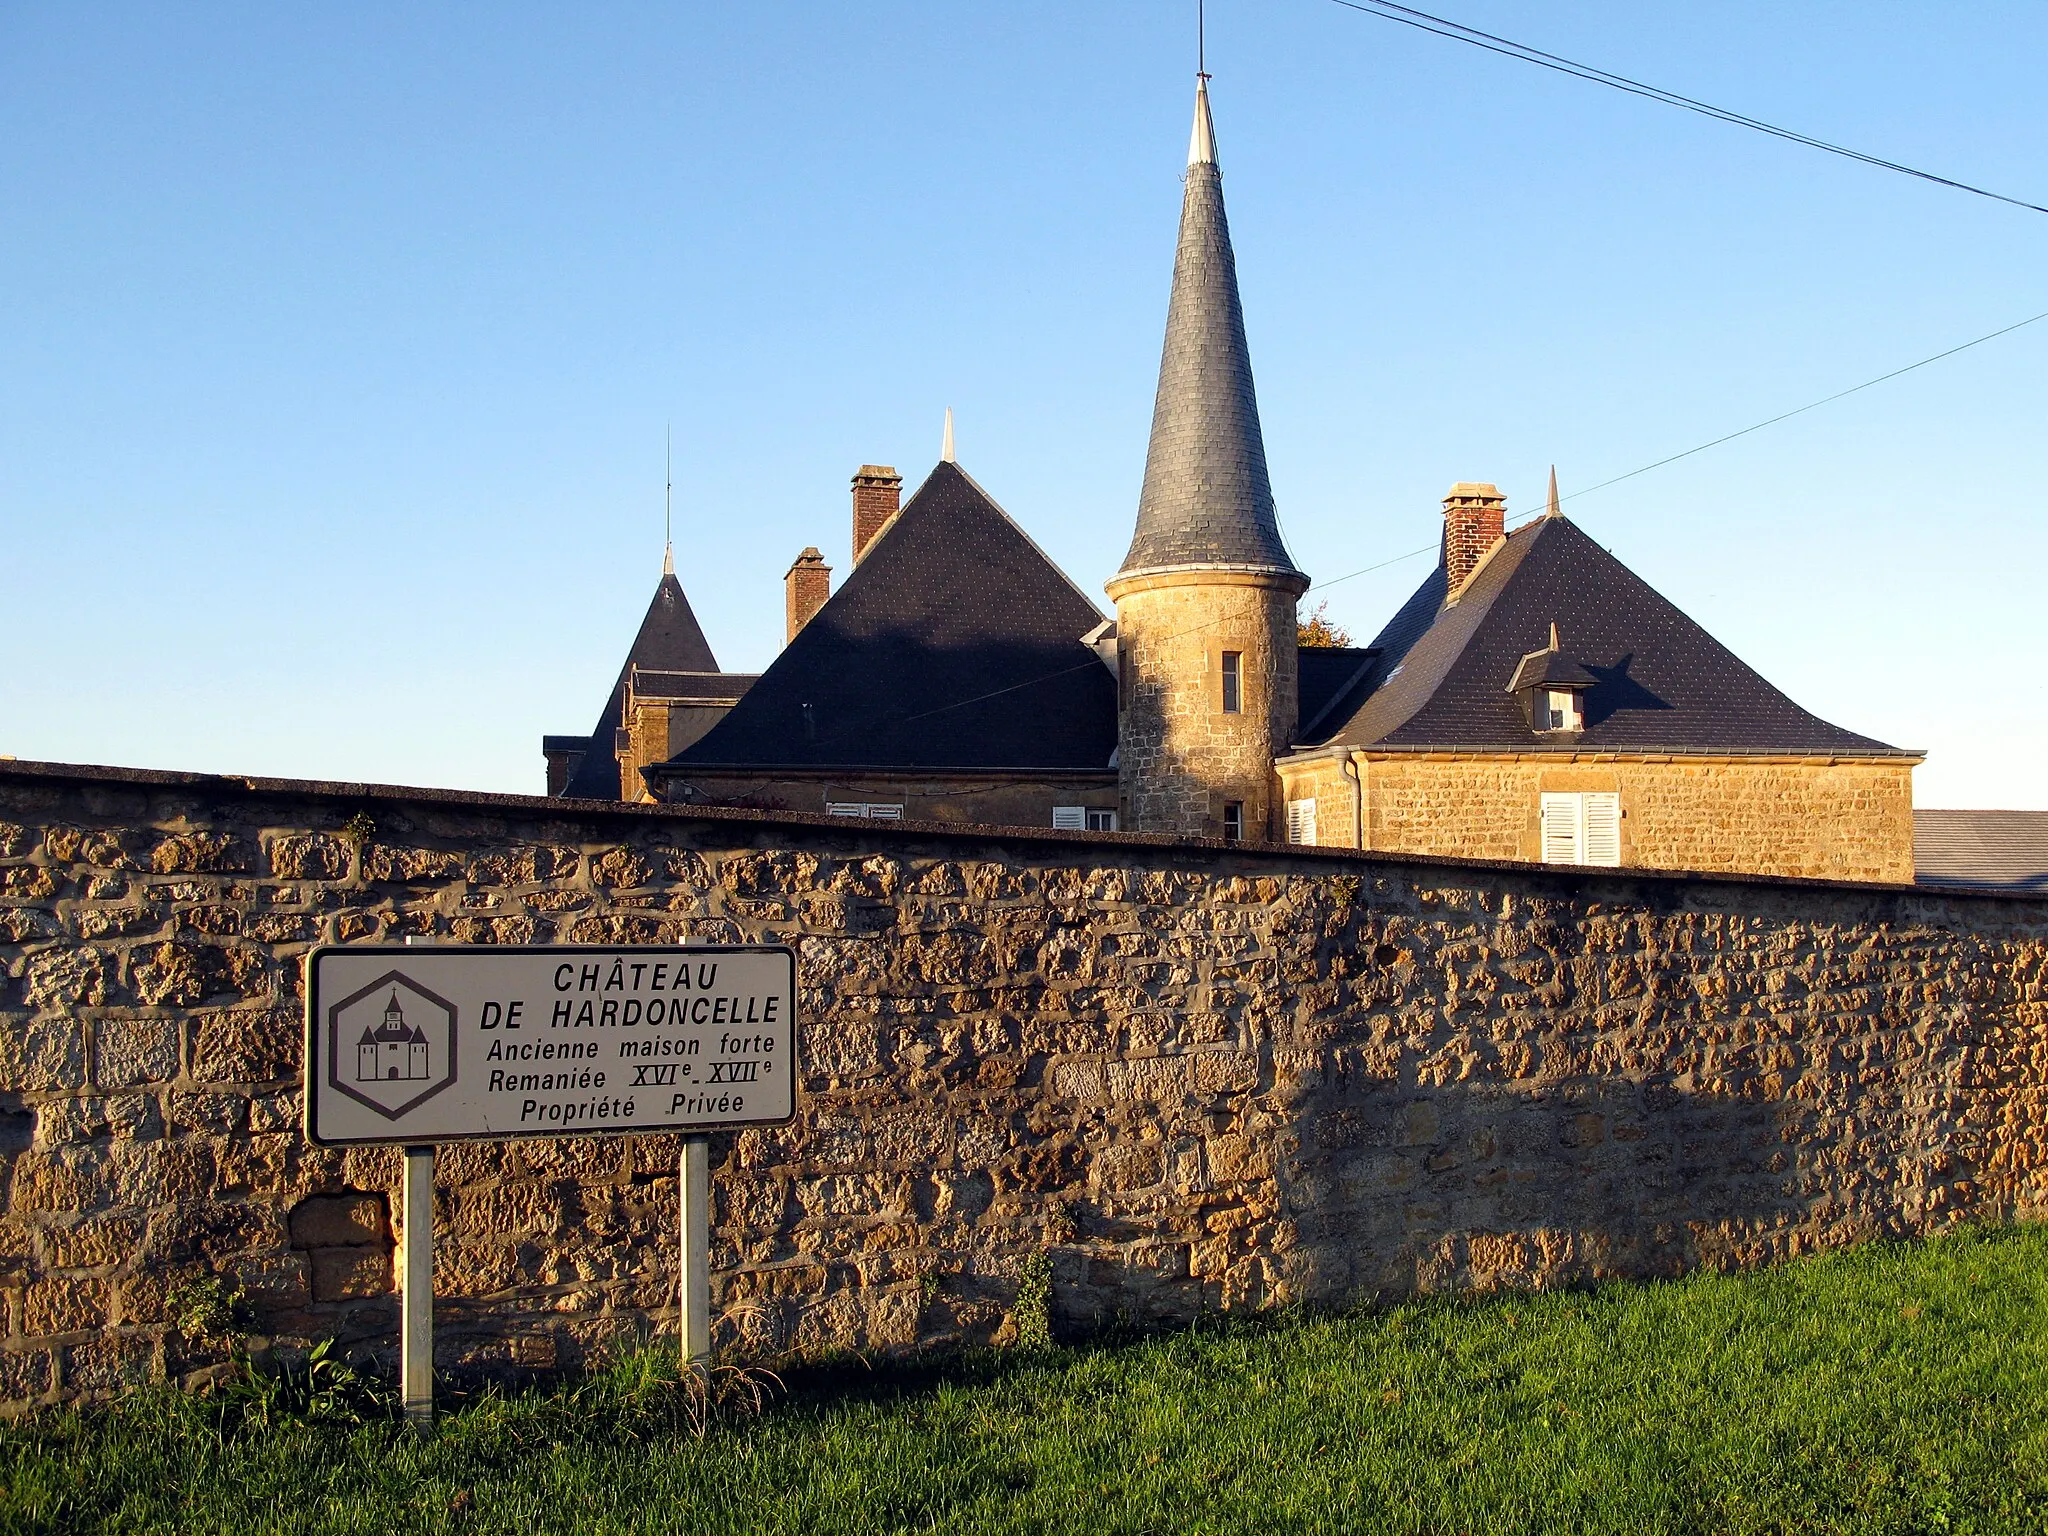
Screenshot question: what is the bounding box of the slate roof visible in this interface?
[1297,646,1380,743]
[556,571,725,800]
[1914,810,2048,892]
[665,461,1117,773]
[1118,81,1301,583]
[1300,515,1916,758]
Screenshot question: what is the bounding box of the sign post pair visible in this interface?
[305,943,798,1427]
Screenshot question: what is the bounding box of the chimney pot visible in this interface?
[851,465,902,562]
[1442,481,1506,598]
[784,547,832,645]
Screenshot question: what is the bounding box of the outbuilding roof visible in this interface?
[663,461,1117,774]
[1914,809,2048,892]
[555,571,727,800]
[1300,514,1917,758]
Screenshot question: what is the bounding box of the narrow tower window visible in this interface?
[1222,801,1244,842]
[1221,651,1243,714]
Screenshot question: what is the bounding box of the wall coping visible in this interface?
[0,755,2038,907]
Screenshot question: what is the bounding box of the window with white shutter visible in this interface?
[1051,806,1087,831]
[1539,792,1621,866]
[1285,798,1318,845]
[1581,793,1620,866]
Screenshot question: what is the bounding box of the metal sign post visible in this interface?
[304,943,798,1427]
[680,1136,711,1368]
[400,1144,434,1427]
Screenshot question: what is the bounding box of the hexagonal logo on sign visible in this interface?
[326,970,458,1121]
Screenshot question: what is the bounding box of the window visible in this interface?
[1539,792,1620,866]
[827,801,904,821]
[1222,801,1244,842]
[1057,806,1119,832]
[1286,798,1318,845]
[1542,689,1583,732]
[1221,651,1242,714]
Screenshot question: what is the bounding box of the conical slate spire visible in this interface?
[1117,78,1301,583]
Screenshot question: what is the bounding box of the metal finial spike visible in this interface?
[663,425,675,573]
[1188,75,1217,167]
[941,407,956,464]
[1546,464,1561,519]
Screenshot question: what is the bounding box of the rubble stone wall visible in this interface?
[1,760,2042,1412]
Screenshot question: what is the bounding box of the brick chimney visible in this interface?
[784,547,831,644]
[1442,482,1506,598]
[851,465,902,562]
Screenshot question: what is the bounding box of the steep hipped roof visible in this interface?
[1117,80,1301,584]
[667,460,1116,773]
[1303,514,1916,758]
[1914,810,2048,891]
[559,571,723,799]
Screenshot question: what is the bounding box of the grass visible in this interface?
[5,1225,2047,1535]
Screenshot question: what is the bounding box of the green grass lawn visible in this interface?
[6,1225,2046,1535]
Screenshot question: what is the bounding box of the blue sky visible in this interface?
[4,2,2043,806]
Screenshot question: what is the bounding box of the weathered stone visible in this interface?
[24,948,110,1010]
[287,1192,389,1249]
[94,1019,180,1088]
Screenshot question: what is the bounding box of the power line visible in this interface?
[788,304,2048,752]
[1323,0,2048,218]
[1308,304,2048,593]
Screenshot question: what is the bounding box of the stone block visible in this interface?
[94,1018,180,1088]
[189,1009,297,1084]
[149,833,249,875]
[24,948,109,1011]
[39,1214,145,1272]
[0,1017,88,1092]
[308,1247,391,1302]
[288,1192,388,1249]
[21,1276,108,1337]
[267,834,350,881]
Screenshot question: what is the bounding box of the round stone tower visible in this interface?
[1107,78,1308,840]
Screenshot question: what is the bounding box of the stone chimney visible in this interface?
[851,465,902,562]
[784,547,831,644]
[1442,482,1506,598]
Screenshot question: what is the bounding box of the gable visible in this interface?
[672,462,1116,771]
[1314,516,1911,758]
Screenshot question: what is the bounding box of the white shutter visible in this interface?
[1582,793,1621,866]
[1286,798,1318,845]
[1539,793,1582,864]
[1051,806,1087,831]
[826,802,867,818]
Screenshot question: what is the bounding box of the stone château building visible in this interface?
[547,80,1920,883]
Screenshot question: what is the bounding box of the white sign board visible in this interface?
[304,944,796,1146]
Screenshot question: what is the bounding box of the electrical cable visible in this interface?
[774,305,2048,752]
[1323,0,2048,218]
[1308,304,2048,592]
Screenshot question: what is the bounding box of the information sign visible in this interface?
[304,944,796,1146]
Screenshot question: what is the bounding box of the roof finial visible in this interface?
[1549,620,1561,651]
[941,407,955,463]
[1545,464,1561,520]
[663,424,675,575]
[1189,72,1217,168]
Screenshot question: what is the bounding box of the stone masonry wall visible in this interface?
[1341,754,1916,883]
[1113,571,1301,840]
[0,759,2042,1413]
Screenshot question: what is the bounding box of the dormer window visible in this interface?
[1507,622,1596,737]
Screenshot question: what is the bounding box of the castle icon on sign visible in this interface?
[326,969,458,1121]
[356,990,431,1083]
